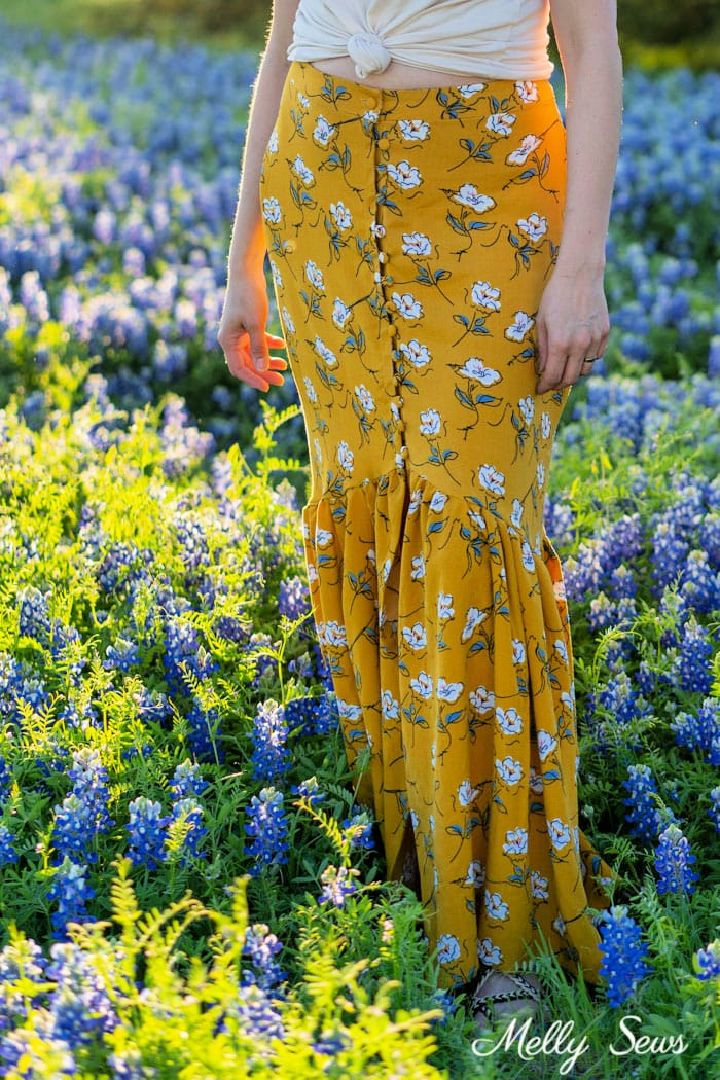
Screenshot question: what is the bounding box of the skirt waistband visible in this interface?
[287,59,557,111]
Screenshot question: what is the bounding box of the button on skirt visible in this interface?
[259,58,617,993]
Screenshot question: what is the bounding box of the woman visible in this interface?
[218,0,623,1030]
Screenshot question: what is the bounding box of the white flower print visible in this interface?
[386,160,423,189]
[512,639,526,665]
[496,707,524,735]
[355,384,375,412]
[428,490,448,513]
[402,231,432,257]
[451,183,496,212]
[281,306,295,335]
[517,212,548,242]
[402,622,428,651]
[553,638,569,665]
[320,620,348,649]
[410,552,426,580]
[304,376,317,403]
[487,111,516,136]
[548,818,572,851]
[419,408,441,436]
[410,671,433,698]
[461,606,489,643]
[332,298,352,329]
[437,677,464,704]
[536,730,557,761]
[314,335,337,367]
[518,396,535,424]
[397,118,430,141]
[541,411,552,438]
[330,201,352,230]
[470,280,502,311]
[262,196,282,224]
[531,870,549,900]
[505,311,535,342]
[381,689,400,721]
[522,539,536,572]
[477,938,503,966]
[496,755,524,785]
[399,339,432,369]
[337,441,354,472]
[484,889,510,921]
[507,133,542,166]
[503,827,529,856]
[469,685,495,715]
[313,115,337,146]
[392,292,424,320]
[305,260,325,291]
[457,357,501,385]
[458,780,481,807]
[510,499,525,531]
[436,934,461,965]
[437,591,455,620]
[465,860,485,888]
[478,463,506,496]
[515,80,539,103]
[457,82,487,98]
[292,155,315,185]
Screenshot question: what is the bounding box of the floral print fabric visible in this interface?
[259,59,616,992]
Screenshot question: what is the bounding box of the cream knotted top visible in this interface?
[286,0,554,82]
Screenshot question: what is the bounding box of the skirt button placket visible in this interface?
[371,96,407,472]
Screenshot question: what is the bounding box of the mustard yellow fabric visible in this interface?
[259,59,617,993]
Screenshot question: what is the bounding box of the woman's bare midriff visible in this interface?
[306,57,498,89]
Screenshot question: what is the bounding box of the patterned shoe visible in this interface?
[471,969,542,1033]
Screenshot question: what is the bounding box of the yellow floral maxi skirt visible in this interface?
[259,59,617,992]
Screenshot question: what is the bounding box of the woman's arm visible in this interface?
[536,0,623,393]
[227,0,300,274]
[218,0,299,389]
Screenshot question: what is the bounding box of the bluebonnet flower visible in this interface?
[241,923,287,992]
[163,617,218,694]
[319,864,359,908]
[598,905,652,1008]
[103,635,142,672]
[671,697,720,766]
[51,794,98,864]
[675,617,714,695]
[168,798,207,864]
[127,797,172,871]
[291,776,326,806]
[17,585,51,642]
[244,788,290,873]
[0,936,48,1034]
[174,512,210,572]
[622,764,665,842]
[47,860,97,937]
[278,575,311,621]
[214,613,249,643]
[0,757,11,804]
[0,825,17,866]
[250,699,290,784]
[44,940,119,1048]
[708,787,720,833]
[133,685,173,728]
[649,523,690,596]
[693,940,720,981]
[284,692,338,738]
[185,696,223,762]
[680,550,720,613]
[169,759,208,799]
[342,808,375,851]
[654,823,699,895]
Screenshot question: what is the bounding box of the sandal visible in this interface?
[470,968,542,1029]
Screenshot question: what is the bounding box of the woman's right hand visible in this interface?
[217,264,288,391]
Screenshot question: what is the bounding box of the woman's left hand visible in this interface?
[534,264,610,394]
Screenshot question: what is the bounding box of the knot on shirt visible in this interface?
[346,30,392,80]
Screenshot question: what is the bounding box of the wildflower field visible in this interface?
[1,15,720,1078]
